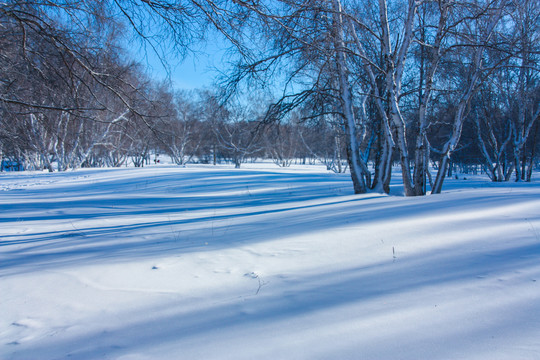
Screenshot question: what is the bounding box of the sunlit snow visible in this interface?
[1,164,539,359]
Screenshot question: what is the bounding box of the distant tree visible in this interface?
[213,100,264,168]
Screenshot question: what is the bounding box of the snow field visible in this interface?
[1,165,539,359]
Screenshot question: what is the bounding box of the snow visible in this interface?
[1,164,539,360]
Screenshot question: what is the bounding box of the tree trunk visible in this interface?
[432,96,471,193]
[526,120,539,181]
[333,0,368,194]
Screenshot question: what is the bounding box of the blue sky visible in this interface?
[144,51,219,89]
[135,36,230,90]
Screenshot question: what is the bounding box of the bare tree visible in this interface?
[431,1,509,192]
[510,0,540,181]
[212,98,264,168]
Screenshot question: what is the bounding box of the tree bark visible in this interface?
[333,0,368,194]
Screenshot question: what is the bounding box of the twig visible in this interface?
[526,219,540,241]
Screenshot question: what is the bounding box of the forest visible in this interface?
[1,0,539,195]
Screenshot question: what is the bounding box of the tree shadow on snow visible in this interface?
[9,239,540,359]
[1,167,539,275]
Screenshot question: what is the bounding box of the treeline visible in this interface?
[0,0,539,196]
[0,71,350,171]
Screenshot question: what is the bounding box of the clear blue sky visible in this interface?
[135,37,229,90]
[144,52,218,89]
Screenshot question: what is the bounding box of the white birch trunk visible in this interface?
[348,17,393,193]
[333,0,368,193]
[413,2,449,195]
[432,5,503,193]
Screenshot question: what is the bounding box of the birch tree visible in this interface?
[431,1,506,193]
[510,0,540,181]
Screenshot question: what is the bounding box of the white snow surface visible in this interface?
[1,164,540,360]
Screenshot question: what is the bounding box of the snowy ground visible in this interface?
[1,164,539,360]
